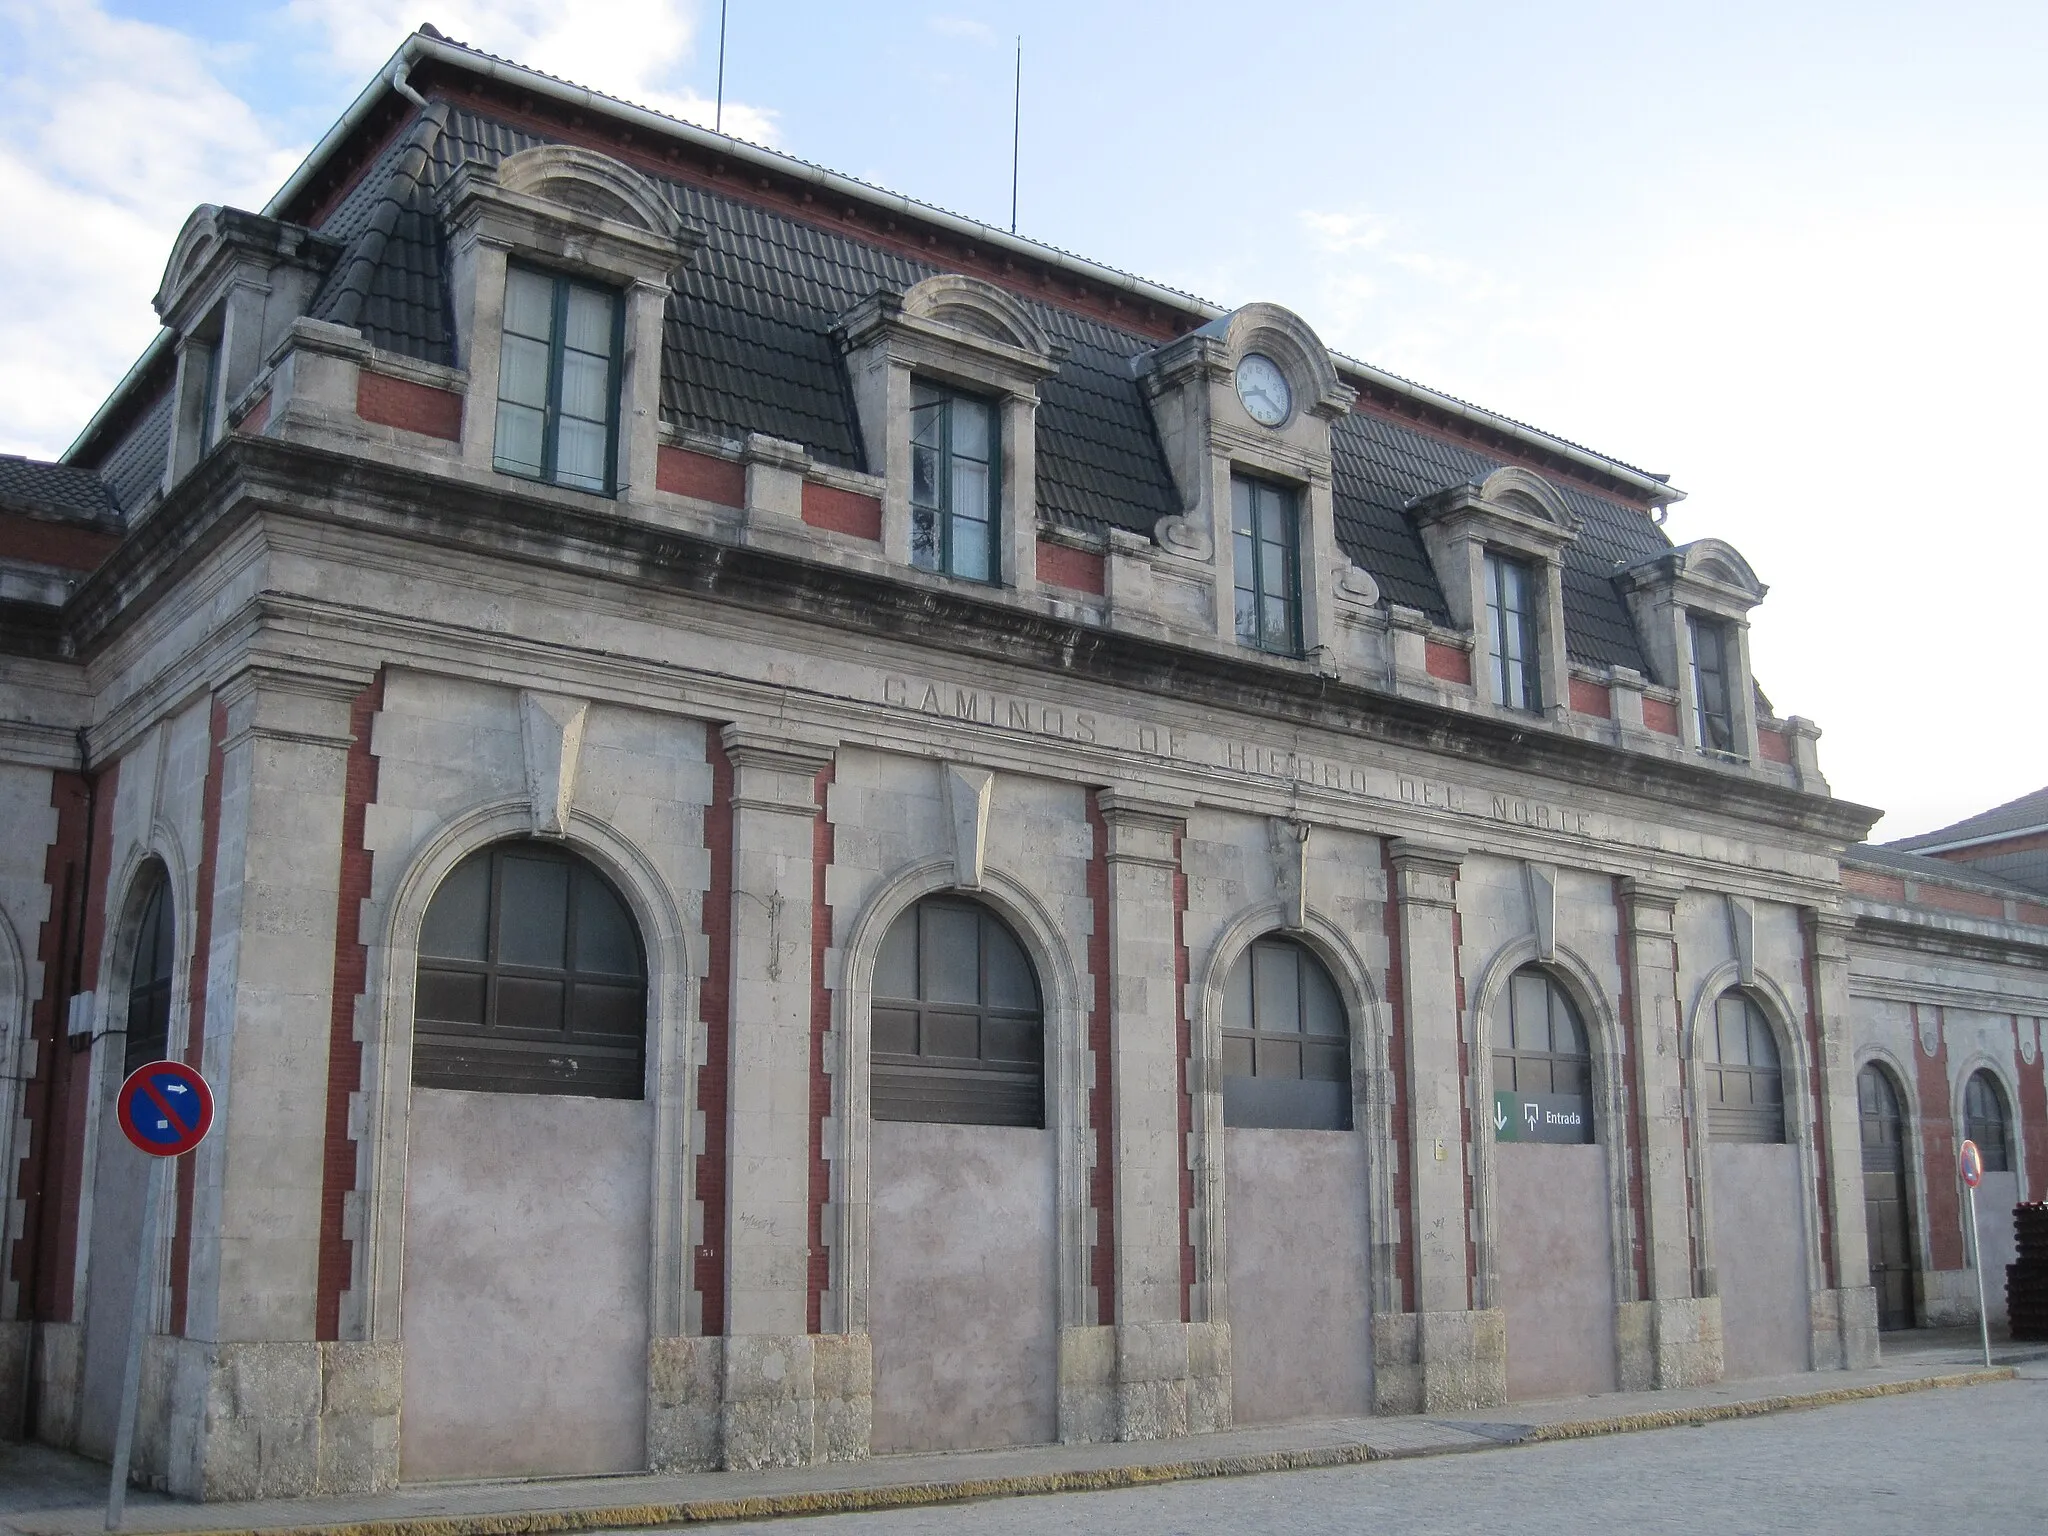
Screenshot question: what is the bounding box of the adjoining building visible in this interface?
[0,24,2036,1501]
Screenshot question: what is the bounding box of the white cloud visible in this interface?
[284,0,778,144]
[928,15,999,45]
[0,0,302,459]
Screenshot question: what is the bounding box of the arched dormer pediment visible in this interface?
[1478,466,1580,532]
[154,205,226,321]
[1190,302,1353,421]
[899,273,1055,360]
[1615,537,1767,617]
[492,145,687,242]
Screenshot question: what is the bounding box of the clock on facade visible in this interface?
[1234,353,1291,426]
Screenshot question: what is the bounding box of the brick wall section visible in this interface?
[1172,829,1194,1323]
[1642,697,1680,737]
[807,763,834,1334]
[2014,1019,2048,1199]
[657,446,744,507]
[9,770,92,1319]
[1569,677,1612,718]
[1379,843,1415,1312]
[355,372,462,441]
[1036,540,1105,596]
[2019,902,2048,928]
[693,734,734,1335]
[1911,1004,1965,1270]
[1913,883,2004,920]
[170,696,226,1335]
[1936,830,2048,863]
[0,512,118,573]
[1424,639,1472,686]
[1084,792,1116,1325]
[236,392,271,436]
[800,483,882,541]
[1842,868,1907,901]
[1798,914,1838,1290]
[1756,724,1793,764]
[316,673,384,1340]
[1611,883,1653,1301]
[25,762,117,1321]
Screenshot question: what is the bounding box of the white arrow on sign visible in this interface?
[1494,1101,1508,1133]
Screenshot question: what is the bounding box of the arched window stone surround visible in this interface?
[0,906,30,1319]
[829,854,1089,1344]
[358,799,693,1345]
[1855,1044,1930,1300]
[1682,963,1825,1301]
[1187,901,1393,1324]
[1466,938,1632,1317]
[1952,1056,2024,1195]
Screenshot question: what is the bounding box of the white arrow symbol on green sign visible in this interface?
[1494,1100,1508,1133]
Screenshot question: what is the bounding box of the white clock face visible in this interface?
[1235,353,1291,426]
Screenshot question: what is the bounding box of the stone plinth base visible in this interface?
[1055,1325,1116,1444]
[1372,1309,1506,1414]
[1617,1296,1723,1390]
[649,1334,872,1472]
[0,1319,29,1439]
[1112,1321,1230,1441]
[1811,1286,1880,1370]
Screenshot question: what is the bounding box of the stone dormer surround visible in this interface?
[152,206,344,501]
[833,275,1063,593]
[437,145,706,498]
[1616,539,1767,761]
[1406,467,1581,718]
[1133,304,1369,662]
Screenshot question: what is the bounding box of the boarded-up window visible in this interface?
[413,842,647,1098]
[124,863,175,1073]
[872,897,1044,1126]
[1702,990,1785,1143]
[1965,1070,2013,1173]
[1493,967,1595,1144]
[1221,936,1351,1130]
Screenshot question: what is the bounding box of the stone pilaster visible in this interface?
[1805,909,1879,1369]
[1619,878,1722,1388]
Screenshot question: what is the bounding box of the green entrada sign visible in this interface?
[1493,1090,1593,1145]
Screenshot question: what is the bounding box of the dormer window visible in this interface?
[494,265,623,495]
[1232,475,1301,655]
[910,381,999,583]
[1485,550,1542,711]
[1690,614,1737,754]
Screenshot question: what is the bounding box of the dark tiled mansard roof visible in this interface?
[106,101,1678,675]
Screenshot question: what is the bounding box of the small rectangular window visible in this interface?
[910,382,1000,583]
[1231,476,1302,656]
[1484,551,1541,711]
[1691,615,1740,756]
[494,265,623,495]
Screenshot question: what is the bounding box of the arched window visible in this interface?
[1220,936,1351,1130]
[1858,1062,1915,1331]
[1701,990,1785,1143]
[1965,1070,2013,1174]
[872,897,1043,1127]
[413,841,647,1098]
[124,865,175,1073]
[1493,966,1594,1143]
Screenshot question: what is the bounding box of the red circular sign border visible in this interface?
[1958,1137,1985,1189]
[116,1061,214,1158]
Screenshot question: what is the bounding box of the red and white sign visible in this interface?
[1959,1137,1984,1189]
[115,1061,214,1158]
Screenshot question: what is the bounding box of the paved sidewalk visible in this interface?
[1,1334,2032,1536]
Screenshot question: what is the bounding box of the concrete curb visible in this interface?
[72,1367,2020,1536]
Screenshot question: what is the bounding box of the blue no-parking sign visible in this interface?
[115,1060,214,1157]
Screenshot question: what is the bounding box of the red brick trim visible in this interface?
[1914,883,2004,920]
[1756,724,1793,764]
[657,445,745,507]
[1379,843,1416,1313]
[316,673,384,1340]
[1842,868,1907,901]
[1911,1003,1964,1271]
[355,371,462,441]
[801,482,882,541]
[1934,830,2048,862]
[1798,914,1838,1291]
[1172,826,1194,1323]
[170,697,226,1335]
[1569,677,1612,719]
[1642,697,1680,737]
[1424,639,1472,686]
[693,733,734,1335]
[2014,1018,2048,1200]
[2017,902,2048,929]
[807,762,834,1334]
[0,512,117,573]
[1036,540,1105,596]
[1611,883,1654,1302]
[235,391,271,437]
[1084,792,1116,1325]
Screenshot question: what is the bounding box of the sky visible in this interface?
[2,0,2043,841]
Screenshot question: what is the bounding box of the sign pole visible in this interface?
[1968,1179,1991,1369]
[106,1153,169,1530]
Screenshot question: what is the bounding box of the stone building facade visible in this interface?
[0,25,2037,1502]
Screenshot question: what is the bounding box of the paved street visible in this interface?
[681,1363,2048,1536]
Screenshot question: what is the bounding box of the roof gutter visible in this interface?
[77,30,1685,506]
[1894,825,2048,858]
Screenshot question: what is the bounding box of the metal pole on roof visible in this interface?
[715,0,728,132]
[1010,36,1021,233]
